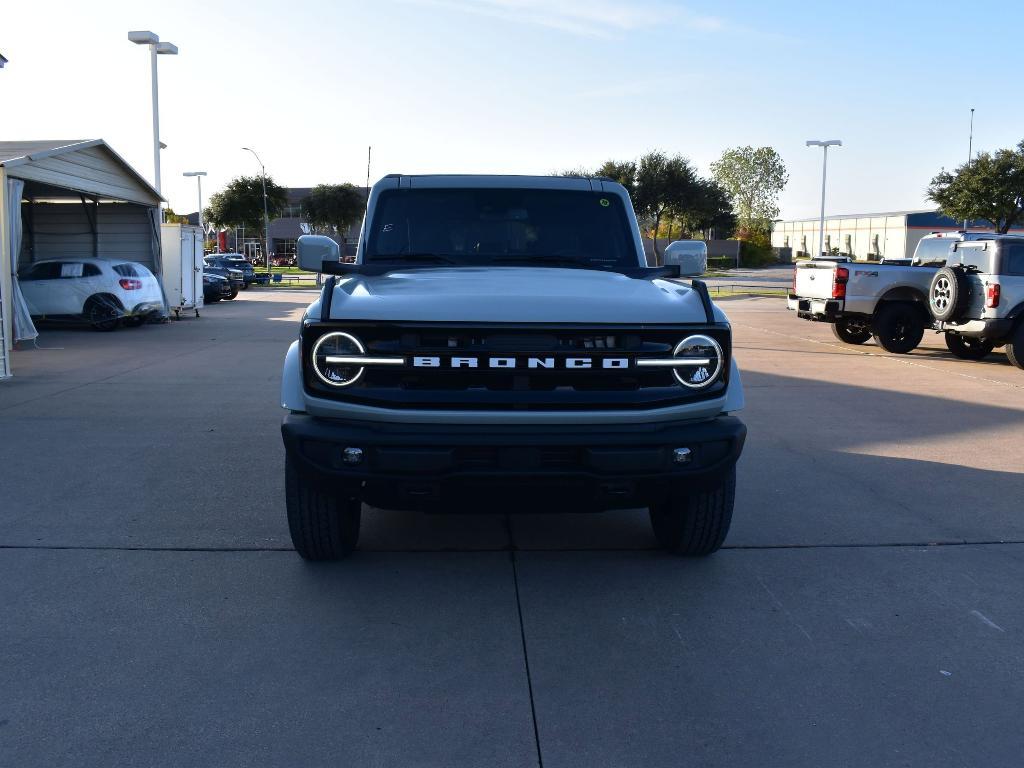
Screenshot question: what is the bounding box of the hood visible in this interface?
[322,267,713,324]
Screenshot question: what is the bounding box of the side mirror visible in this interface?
[663,240,708,277]
[297,235,340,273]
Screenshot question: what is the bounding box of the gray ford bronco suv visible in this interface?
[280,175,746,560]
[927,235,1024,364]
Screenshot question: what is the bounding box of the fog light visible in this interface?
[342,447,364,465]
[672,448,692,465]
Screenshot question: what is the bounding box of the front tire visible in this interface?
[649,466,736,556]
[945,333,994,360]
[285,456,361,560]
[872,303,925,354]
[832,317,872,345]
[225,288,239,300]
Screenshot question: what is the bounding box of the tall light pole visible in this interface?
[183,171,207,241]
[242,147,271,273]
[806,139,842,257]
[964,108,975,231]
[128,31,177,199]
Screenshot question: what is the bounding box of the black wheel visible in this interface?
[944,333,994,360]
[85,297,121,332]
[872,302,925,354]
[649,465,736,556]
[206,296,220,303]
[123,315,145,328]
[929,266,970,322]
[225,288,239,300]
[832,317,872,345]
[1006,323,1024,370]
[285,456,361,560]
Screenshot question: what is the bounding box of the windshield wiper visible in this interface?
[370,253,459,265]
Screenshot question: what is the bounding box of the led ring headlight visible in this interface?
[311,332,367,387]
[671,334,723,388]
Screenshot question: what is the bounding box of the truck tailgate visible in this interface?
[794,261,836,299]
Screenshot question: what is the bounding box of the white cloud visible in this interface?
[400,0,727,38]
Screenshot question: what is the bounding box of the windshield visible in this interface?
[364,188,637,270]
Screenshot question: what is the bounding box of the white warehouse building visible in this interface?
[772,209,1024,262]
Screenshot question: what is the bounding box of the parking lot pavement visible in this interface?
[2,291,1023,766]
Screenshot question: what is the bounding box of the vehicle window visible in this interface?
[956,247,994,273]
[113,264,139,277]
[1001,244,1024,275]
[365,188,637,270]
[914,238,953,266]
[20,262,61,280]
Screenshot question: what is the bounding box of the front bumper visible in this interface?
[282,414,746,512]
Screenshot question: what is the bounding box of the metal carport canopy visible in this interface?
[0,139,164,378]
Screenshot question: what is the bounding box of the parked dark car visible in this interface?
[203,262,243,298]
[202,272,233,303]
[206,253,256,287]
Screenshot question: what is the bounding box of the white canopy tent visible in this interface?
[0,140,163,379]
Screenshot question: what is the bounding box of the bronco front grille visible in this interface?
[302,322,730,411]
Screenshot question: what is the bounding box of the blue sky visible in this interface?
[2,0,1020,220]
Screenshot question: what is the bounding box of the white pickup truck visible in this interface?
[787,233,988,353]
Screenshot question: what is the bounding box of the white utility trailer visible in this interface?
[161,223,204,319]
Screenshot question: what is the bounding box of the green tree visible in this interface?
[560,154,734,256]
[710,146,788,232]
[633,151,703,260]
[204,175,288,259]
[928,140,1024,233]
[301,184,366,240]
[163,207,190,225]
[676,180,736,239]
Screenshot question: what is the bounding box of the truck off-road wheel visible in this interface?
[945,332,994,360]
[832,318,871,345]
[872,303,925,354]
[225,288,239,300]
[649,466,735,556]
[929,266,969,322]
[1006,323,1024,371]
[285,457,362,560]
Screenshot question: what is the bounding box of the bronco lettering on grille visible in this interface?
[411,356,632,369]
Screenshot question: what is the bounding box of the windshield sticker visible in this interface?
[599,198,610,207]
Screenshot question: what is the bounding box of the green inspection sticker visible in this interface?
[599,198,610,207]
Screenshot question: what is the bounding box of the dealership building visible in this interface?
[772,209,1024,261]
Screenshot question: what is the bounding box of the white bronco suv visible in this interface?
[927,235,1024,365]
[280,175,746,560]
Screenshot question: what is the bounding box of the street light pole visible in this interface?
[806,139,842,257]
[963,108,975,231]
[128,31,177,202]
[242,147,271,274]
[183,171,207,237]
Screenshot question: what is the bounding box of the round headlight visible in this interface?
[311,332,365,387]
[672,334,723,388]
